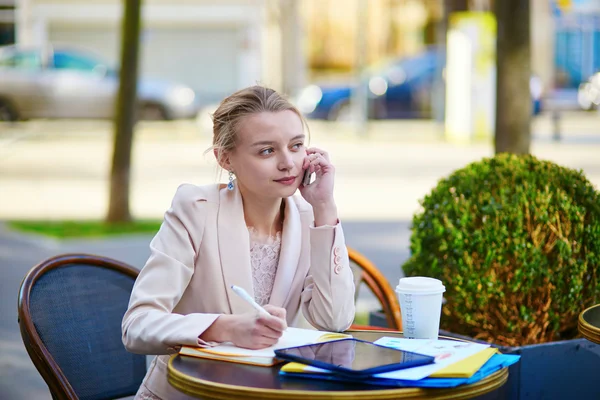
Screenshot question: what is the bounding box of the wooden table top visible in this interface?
[167,330,509,400]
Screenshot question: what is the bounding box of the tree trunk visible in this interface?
[494,0,531,154]
[280,0,306,97]
[107,0,142,223]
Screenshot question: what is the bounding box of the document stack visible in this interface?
[279,337,520,388]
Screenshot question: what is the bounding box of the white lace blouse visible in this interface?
[247,226,282,306]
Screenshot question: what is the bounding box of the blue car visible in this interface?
[297,49,542,120]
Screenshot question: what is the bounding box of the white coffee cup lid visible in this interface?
[396,277,445,295]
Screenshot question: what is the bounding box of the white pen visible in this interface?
[230,285,271,317]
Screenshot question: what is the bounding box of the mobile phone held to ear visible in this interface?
[302,169,312,186]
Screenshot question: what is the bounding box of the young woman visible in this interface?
[122,85,356,399]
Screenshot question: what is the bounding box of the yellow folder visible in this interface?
[280,361,321,373]
[428,347,497,378]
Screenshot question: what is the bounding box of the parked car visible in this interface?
[0,44,201,121]
[577,72,600,111]
[297,49,543,120]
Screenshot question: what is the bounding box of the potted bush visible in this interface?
[401,154,600,398]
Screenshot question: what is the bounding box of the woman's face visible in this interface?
[226,110,306,201]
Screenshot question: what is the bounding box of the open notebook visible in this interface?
[179,327,351,367]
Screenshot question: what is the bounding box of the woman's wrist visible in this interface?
[200,314,235,342]
[313,201,338,227]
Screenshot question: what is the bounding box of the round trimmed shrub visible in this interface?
[403,154,600,346]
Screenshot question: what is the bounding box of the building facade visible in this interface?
[0,0,15,45]
[14,0,280,105]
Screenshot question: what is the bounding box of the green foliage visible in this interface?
[403,154,600,346]
[353,311,370,326]
[8,220,162,239]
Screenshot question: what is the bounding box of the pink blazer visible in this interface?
[122,183,355,399]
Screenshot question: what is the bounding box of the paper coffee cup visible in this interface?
[396,277,445,339]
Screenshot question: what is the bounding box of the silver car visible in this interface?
[0,45,200,121]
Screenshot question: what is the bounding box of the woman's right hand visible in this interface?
[229,305,287,349]
[201,304,287,349]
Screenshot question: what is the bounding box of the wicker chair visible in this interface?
[18,254,146,400]
[348,247,402,331]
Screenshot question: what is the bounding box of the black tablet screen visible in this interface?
[275,338,434,374]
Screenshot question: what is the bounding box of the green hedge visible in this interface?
[403,154,600,346]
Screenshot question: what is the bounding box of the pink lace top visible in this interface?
[247,226,282,306]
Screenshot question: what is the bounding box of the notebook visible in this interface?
[179,327,351,367]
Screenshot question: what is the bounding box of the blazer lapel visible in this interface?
[217,184,255,315]
[268,196,302,307]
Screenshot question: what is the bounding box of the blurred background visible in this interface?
[0,0,598,123]
[1,1,600,398]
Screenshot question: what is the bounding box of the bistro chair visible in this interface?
[348,247,402,331]
[18,254,146,400]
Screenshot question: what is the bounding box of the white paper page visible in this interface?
[203,327,338,357]
[371,337,490,381]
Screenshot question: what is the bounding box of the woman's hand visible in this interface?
[230,305,287,349]
[201,305,287,349]
[299,147,338,226]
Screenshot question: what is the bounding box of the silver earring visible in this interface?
[227,171,234,191]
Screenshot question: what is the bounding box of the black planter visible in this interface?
[368,310,600,399]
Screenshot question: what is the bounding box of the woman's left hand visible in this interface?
[299,147,338,226]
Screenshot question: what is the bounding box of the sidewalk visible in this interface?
[1,114,599,222]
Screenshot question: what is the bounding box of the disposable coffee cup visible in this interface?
[396,277,445,339]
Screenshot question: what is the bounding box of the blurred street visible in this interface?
[1,113,600,398]
[1,112,600,284]
[1,111,600,222]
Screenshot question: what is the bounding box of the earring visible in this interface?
[227,170,235,191]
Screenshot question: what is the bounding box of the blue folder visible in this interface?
[279,354,520,388]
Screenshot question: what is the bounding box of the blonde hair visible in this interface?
[211,85,308,167]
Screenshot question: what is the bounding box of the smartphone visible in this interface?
[302,169,312,186]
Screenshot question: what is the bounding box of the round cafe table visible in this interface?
[167,329,509,400]
[579,304,600,345]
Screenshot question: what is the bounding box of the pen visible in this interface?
[230,285,271,317]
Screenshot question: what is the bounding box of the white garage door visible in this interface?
[49,24,240,105]
[48,25,120,65]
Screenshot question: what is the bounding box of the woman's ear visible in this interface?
[214,148,232,171]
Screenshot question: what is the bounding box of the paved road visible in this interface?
[0,114,599,398]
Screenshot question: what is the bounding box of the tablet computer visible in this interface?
[274,338,435,377]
